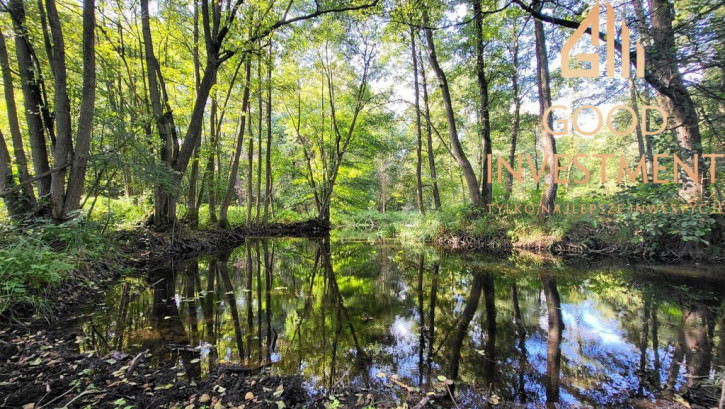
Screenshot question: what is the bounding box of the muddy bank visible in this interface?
[120,219,330,263]
[0,325,451,408]
[434,231,722,261]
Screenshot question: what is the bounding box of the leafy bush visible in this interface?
[0,236,72,317]
[0,218,110,318]
[614,184,715,253]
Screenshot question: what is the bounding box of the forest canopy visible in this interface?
[0,0,722,238]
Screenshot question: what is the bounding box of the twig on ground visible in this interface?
[126,348,150,377]
[412,396,431,409]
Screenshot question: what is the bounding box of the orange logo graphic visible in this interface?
[561,2,644,78]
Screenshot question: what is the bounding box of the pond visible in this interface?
[80,238,725,407]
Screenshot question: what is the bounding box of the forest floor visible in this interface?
[0,223,450,409]
[0,222,705,408]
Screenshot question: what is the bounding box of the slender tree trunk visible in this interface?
[422,10,481,208]
[45,0,73,219]
[534,13,557,215]
[418,43,441,211]
[186,0,203,227]
[63,0,97,215]
[256,55,263,226]
[141,0,176,227]
[0,27,34,205]
[472,0,492,205]
[263,41,273,227]
[219,61,252,227]
[506,22,521,201]
[8,0,52,198]
[411,27,425,215]
[206,96,219,224]
[246,102,255,228]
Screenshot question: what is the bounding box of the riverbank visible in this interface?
[1,215,722,408]
[340,206,724,260]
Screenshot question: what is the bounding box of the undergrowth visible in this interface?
[0,217,111,319]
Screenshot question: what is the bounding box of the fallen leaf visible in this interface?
[28,357,42,366]
[245,392,254,401]
[199,394,211,403]
[275,401,286,409]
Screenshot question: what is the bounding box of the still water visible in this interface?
[81,238,725,407]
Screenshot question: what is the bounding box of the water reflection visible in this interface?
[81,238,725,407]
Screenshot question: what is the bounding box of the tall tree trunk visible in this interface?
[648,0,703,200]
[8,0,52,198]
[0,27,34,205]
[411,27,425,215]
[256,55,263,226]
[473,0,492,205]
[141,0,176,227]
[246,101,255,228]
[186,0,203,227]
[44,0,73,219]
[418,43,441,211]
[263,41,273,227]
[533,12,557,215]
[207,96,219,223]
[422,9,481,208]
[506,21,521,201]
[219,61,252,227]
[63,0,97,215]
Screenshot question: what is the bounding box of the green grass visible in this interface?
[0,218,112,319]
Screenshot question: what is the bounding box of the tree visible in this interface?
[533,3,557,215]
[514,0,706,201]
[422,7,482,208]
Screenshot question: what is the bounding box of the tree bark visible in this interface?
[648,0,703,200]
[0,27,34,205]
[533,11,557,215]
[422,9,481,208]
[256,54,263,226]
[246,102,255,228]
[418,42,441,211]
[44,0,73,218]
[219,60,252,227]
[263,41,273,227]
[505,20,521,201]
[411,27,425,215]
[141,0,178,227]
[0,130,24,218]
[472,0,492,206]
[63,0,97,215]
[8,0,52,198]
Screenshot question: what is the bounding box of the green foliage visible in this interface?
[0,235,71,317]
[0,218,111,318]
[614,184,715,253]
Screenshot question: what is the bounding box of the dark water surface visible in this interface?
[81,238,725,407]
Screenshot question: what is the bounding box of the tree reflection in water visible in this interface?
[80,239,725,406]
